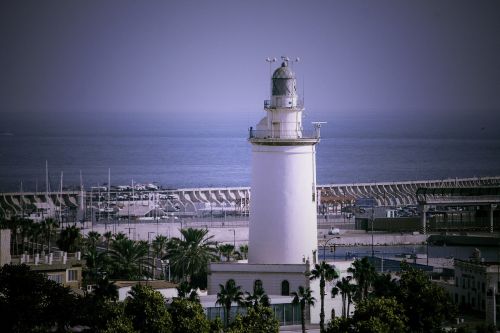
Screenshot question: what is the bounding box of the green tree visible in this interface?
[210,317,224,333]
[227,305,279,333]
[325,316,353,333]
[83,245,109,285]
[397,262,456,332]
[218,243,236,262]
[333,276,355,318]
[371,273,398,298]
[291,286,316,333]
[165,228,218,288]
[101,315,135,333]
[93,277,119,302]
[108,237,148,280]
[238,244,248,260]
[86,231,101,248]
[0,264,78,332]
[29,222,42,255]
[244,285,270,308]
[168,298,210,333]
[103,231,113,251]
[216,279,245,327]
[77,288,124,332]
[152,235,168,279]
[19,218,33,254]
[351,297,408,333]
[124,284,172,333]
[347,258,376,302]
[56,225,82,252]
[41,218,59,254]
[176,281,199,302]
[309,261,339,332]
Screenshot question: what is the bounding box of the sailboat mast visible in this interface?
[108,168,111,223]
[59,171,63,224]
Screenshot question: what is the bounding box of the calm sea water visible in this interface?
[1,112,499,191]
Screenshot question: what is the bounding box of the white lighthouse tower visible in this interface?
[208,58,322,309]
[248,57,320,265]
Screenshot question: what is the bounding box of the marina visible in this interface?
[1,176,499,223]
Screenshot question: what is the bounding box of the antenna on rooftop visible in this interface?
[266,57,277,99]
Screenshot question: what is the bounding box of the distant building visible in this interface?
[444,258,500,326]
[0,228,84,290]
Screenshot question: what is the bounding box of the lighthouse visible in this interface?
[207,58,322,308]
[248,57,320,265]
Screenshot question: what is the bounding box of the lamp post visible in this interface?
[147,232,155,283]
[322,236,341,262]
[165,259,171,282]
[371,206,375,257]
[229,229,236,248]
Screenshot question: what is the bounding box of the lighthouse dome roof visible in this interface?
[272,62,295,79]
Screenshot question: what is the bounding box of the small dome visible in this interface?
[272,62,295,79]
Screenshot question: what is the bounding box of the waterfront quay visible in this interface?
[1,176,499,222]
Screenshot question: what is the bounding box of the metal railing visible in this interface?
[263,99,304,108]
[248,128,319,140]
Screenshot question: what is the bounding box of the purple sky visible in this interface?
[1,0,500,128]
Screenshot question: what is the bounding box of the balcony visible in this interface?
[263,99,304,109]
[248,128,320,145]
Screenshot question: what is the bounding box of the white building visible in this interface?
[445,259,500,326]
[207,57,324,326]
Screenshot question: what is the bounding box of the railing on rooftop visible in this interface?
[248,128,319,140]
[263,99,304,109]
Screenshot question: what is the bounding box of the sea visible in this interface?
[1,111,499,192]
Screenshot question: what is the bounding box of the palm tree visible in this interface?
[216,279,244,327]
[56,225,81,252]
[164,228,218,288]
[334,276,355,318]
[309,261,339,332]
[103,231,113,252]
[218,243,235,262]
[291,286,316,333]
[29,222,42,255]
[151,235,168,279]
[41,218,59,254]
[86,231,101,249]
[244,285,270,308]
[19,218,33,254]
[238,244,248,259]
[93,277,118,301]
[83,246,108,284]
[347,257,376,302]
[108,237,148,280]
[176,281,199,302]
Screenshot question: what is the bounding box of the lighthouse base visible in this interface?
[207,262,310,296]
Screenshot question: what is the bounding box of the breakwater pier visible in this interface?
[1,176,499,224]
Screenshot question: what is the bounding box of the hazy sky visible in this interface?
[1,0,500,129]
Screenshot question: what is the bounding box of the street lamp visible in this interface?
[371,206,375,257]
[322,236,341,262]
[147,232,155,283]
[229,229,236,248]
[165,259,171,282]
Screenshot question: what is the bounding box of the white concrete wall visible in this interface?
[0,229,11,266]
[249,144,318,265]
[207,263,309,296]
[266,109,303,137]
[309,261,355,324]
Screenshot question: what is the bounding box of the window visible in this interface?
[281,280,290,296]
[47,274,63,284]
[67,269,78,282]
[254,279,263,292]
